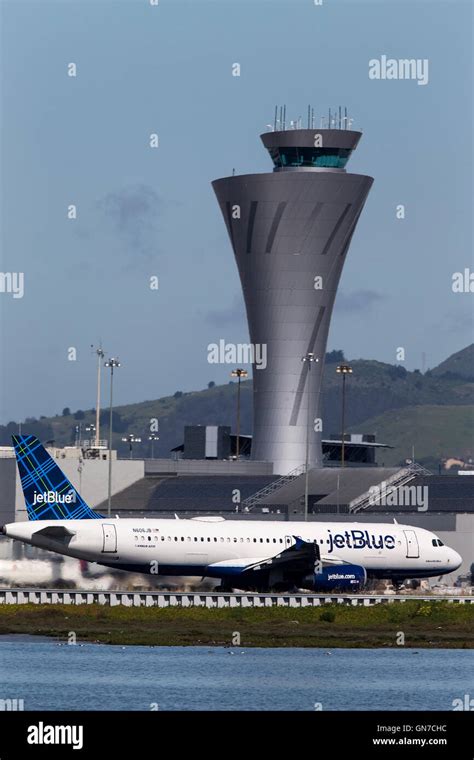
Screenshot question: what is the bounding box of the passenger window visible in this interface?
[273,538,276,543]
[174,537,178,542]
[181,537,184,541]
[194,537,198,542]
[279,539,283,543]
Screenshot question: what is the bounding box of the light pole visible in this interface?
[85,423,96,447]
[122,433,142,460]
[231,368,248,458]
[91,345,105,448]
[105,358,120,517]
[336,363,353,468]
[302,353,318,521]
[148,433,159,459]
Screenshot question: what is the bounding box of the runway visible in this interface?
[0,588,472,607]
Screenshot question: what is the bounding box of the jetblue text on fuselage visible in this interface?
[327,529,395,554]
[32,491,76,506]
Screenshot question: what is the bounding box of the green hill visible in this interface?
[348,405,474,468]
[430,343,474,381]
[2,346,472,467]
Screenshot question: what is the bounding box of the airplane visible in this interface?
[0,435,462,592]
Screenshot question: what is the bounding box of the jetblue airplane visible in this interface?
[0,435,462,591]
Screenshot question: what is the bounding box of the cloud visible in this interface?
[205,294,246,327]
[99,184,161,259]
[336,289,384,312]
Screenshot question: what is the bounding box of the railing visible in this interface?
[241,463,307,511]
[349,463,432,514]
[0,589,471,607]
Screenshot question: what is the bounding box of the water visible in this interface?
[0,637,471,711]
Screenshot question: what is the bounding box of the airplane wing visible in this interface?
[206,537,343,579]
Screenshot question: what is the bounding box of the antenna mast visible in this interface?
[92,344,105,448]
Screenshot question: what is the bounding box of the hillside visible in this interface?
[348,405,474,469]
[1,346,472,467]
[430,343,474,381]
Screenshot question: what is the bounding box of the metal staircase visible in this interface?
[241,463,307,511]
[349,462,432,514]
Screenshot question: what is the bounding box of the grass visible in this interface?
[349,404,474,466]
[0,601,472,648]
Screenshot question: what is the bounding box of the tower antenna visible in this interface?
[274,105,277,131]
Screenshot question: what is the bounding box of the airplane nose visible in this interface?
[450,549,462,570]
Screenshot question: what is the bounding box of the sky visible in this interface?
[0,0,472,423]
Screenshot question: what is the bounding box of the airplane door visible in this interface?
[403,530,419,558]
[102,524,117,553]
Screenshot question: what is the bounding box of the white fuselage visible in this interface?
[2,517,462,581]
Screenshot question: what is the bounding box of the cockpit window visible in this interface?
[438,539,444,546]
[432,538,445,547]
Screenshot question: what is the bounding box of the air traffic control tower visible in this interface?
[212,110,373,474]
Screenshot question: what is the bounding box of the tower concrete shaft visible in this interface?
[212,127,373,474]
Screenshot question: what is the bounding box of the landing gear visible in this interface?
[214,583,233,592]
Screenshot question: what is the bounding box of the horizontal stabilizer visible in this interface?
[33,525,76,544]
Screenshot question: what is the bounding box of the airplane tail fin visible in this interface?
[12,435,103,520]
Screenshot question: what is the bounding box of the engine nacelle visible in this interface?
[309,563,367,591]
